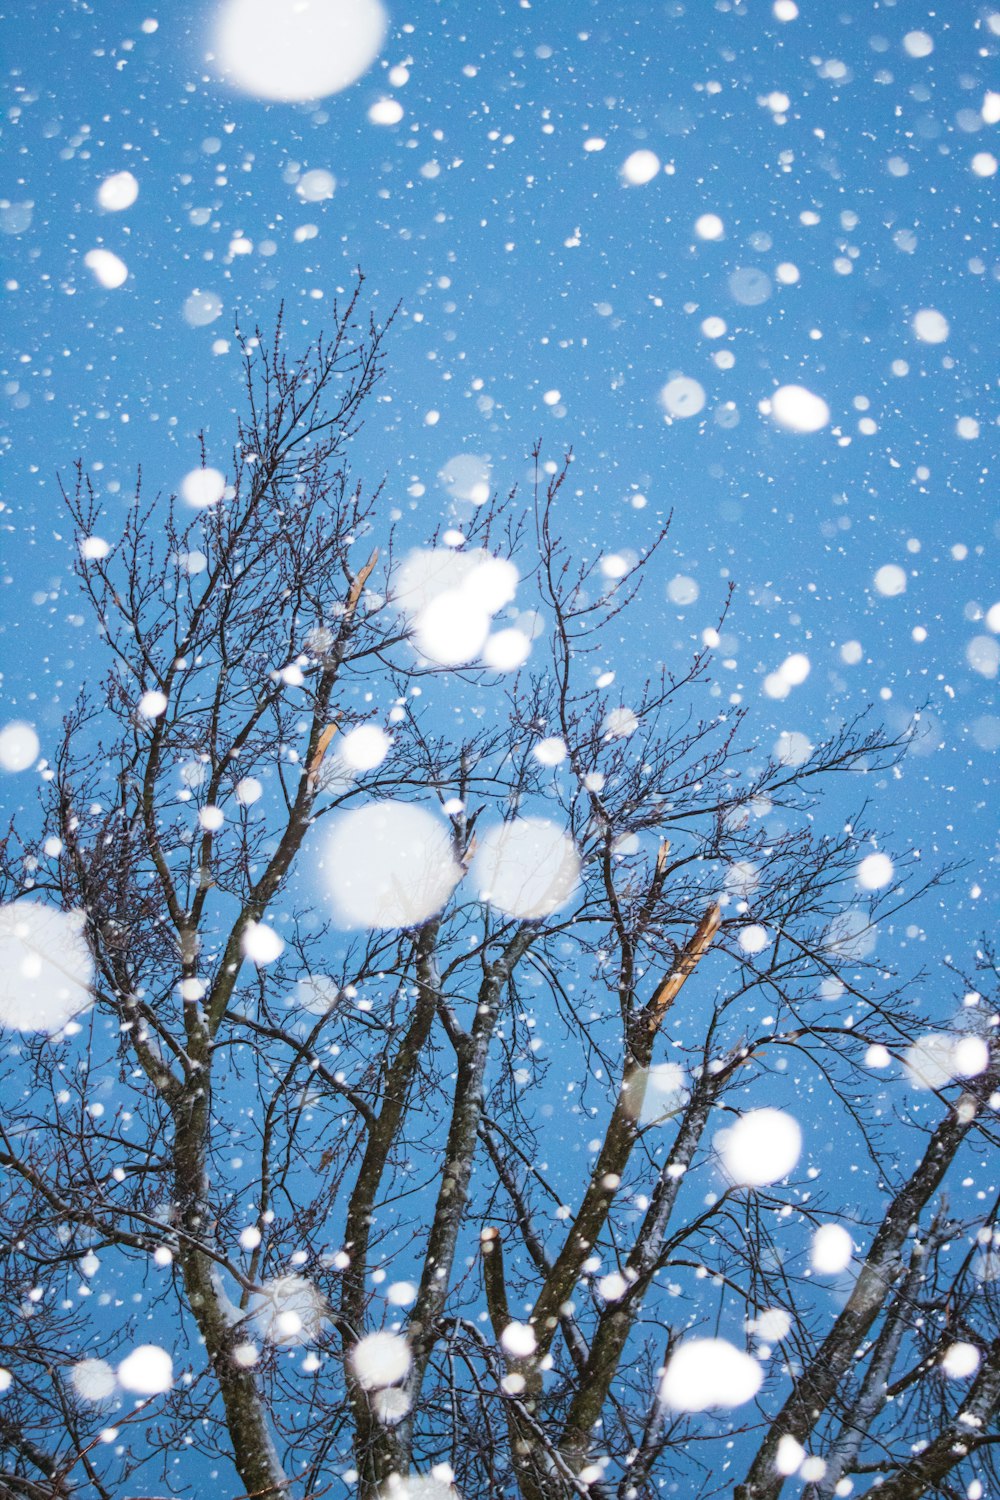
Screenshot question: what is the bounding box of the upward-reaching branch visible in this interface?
[737,1043,1000,1500]
[527,903,721,1364]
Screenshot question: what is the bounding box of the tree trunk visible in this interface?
[174,1104,289,1500]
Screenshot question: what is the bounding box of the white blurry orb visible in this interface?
[306,624,335,659]
[779,653,810,687]
[252,1275,327,1344]
[776,261,800,285]
[80,535,111,561]
[841,640,864,665]
[912,308,949,344]
[857,852,894,890]
[84,249,128,289]
[635,1062,687,1125]
[181,466,226,508]
[380,1478,462,1500]
[468,556,519,612]
[500,1321,537,1358]
[660,376,706,418]
[975,1249,1000,1285]
[0,202,32,235]
[598,1272,629,1301]
[666,574,699,606]
[235,776,263,806]
[414,591,492,666]
[724,861,759,898]
[621,149,660,185]
[297,168,336,202]
[865,1043,891,1069]
[873,563,907,597]
[341,725,392,771]
[352,1331,412,1390]
[369,98,404,125]
[659,1338,763,1412]
[374,1386,411,1424]
[775,1436,805,1479]
[117,1344,173,1395]
[0,903,93,1032]
[824,908,877,961]
[967,635,1000,678]
[139,690,168,719]
[718,1107,802,1186]
[323,801,462,929]
[773,731,812,767]
[70,1358,116,1402]
[903,1034,956,1091]
[199,805,224,832]
[971,152,998,178]
[483,629,531,671]
[695,212,725,240]
[941,1342,981,1379]
[701,315,727,338]
[533,736,568,767]
[183,289,223,327]
[957,417,981,440]
[387,1280,418,1306]
[811,1223,854,1274]
[395,550,518,668]
[242,921,285,966]
[0,721,39,772]
[752,1307,791,1341]
[769,384,830,433]
[295,974,339,1014]
[738,924,770,956]
[393,547,484,618]
[953,1034,990,1078]
[216,0,387,101]
[603,707,639,739]
[97,171,139,211]
[984,91,1000,125]
[903,29,934,58]
[474,819,579,919]
[773,0,799,18]
[728,266,773,306]
[438,453,492,505]
[600,552,631,579]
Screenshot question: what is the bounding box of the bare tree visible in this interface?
[0,287,996,1500]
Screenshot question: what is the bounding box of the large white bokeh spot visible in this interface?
[717,1107,802,1187]
[216,0,388,102]
[0,902,94,1033]
[323,801,462,928]
[660,1337,762,1411]
[473,818,580,918]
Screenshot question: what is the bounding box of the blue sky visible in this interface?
[3,0,997,971]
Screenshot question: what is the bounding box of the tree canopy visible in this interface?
[1,294,997,1500]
